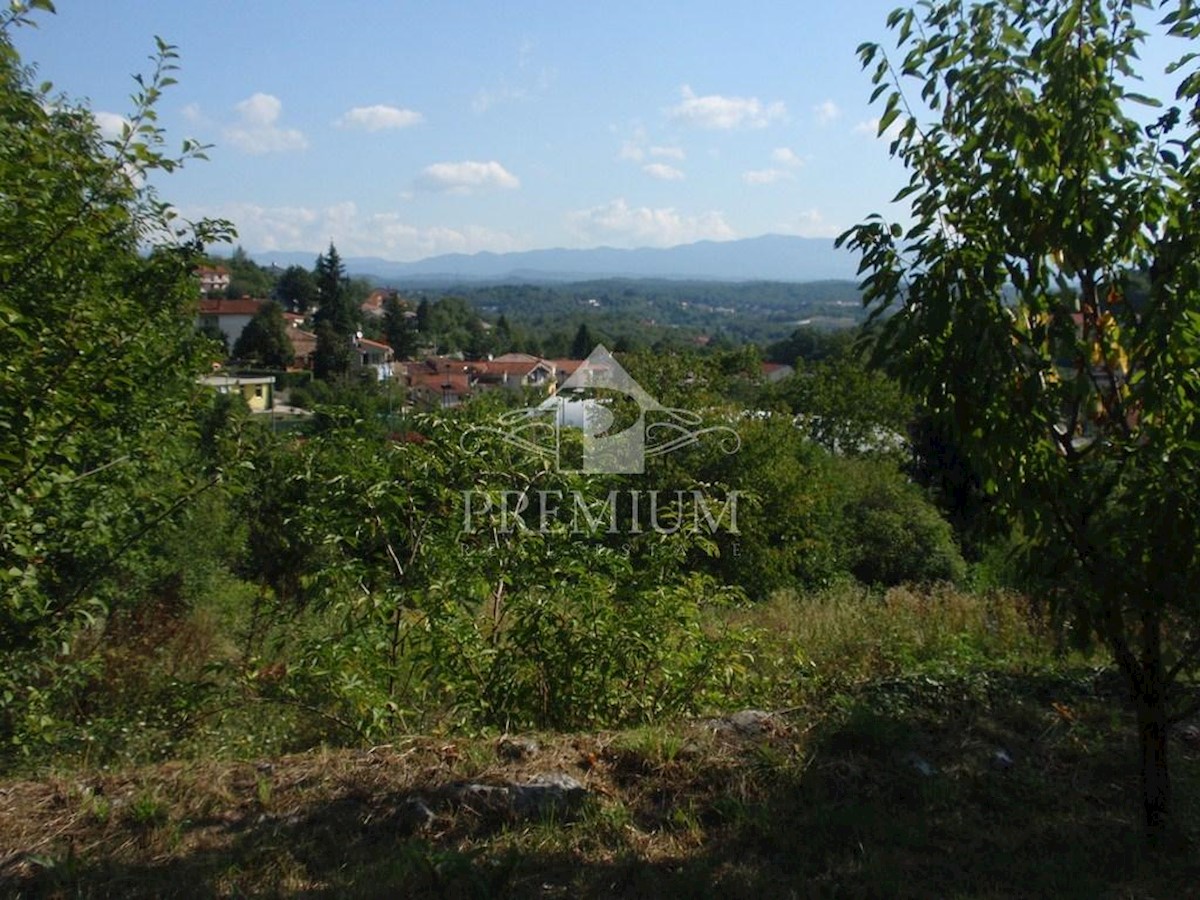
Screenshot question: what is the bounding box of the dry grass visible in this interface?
[5,677,1200,898]
[0,723,804,897]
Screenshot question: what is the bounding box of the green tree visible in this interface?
[415,298,431,333]
[494,314,514,353]
[778,351,912,458]
[313,243,355,337]
[313,320,350,379]
[275,264,317,313]
[839,0,1200,836]
[196,317,228,356]
[0,9,231,754]
[232,300,294,369]
[570,322,594,359]
[383,292,417,359]
[222,245,275,298]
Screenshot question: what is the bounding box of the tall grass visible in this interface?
[725,582,1069,692]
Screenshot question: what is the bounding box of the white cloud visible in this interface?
[414,160,520,194]
[472,85,528,113]
[92,110,127,139]
[813,99,841,125]
[771,146,804,167]
[473,38,555,112]
[742,168,793,186]
[566,198,736,248]
[774,208,841,238]
[181,102,204,125]
[336,104,424,131]
[650,145,686,160]
[668,85,785,130]
[185,200,524,260]
[223,93,307,155]
[643,162,685,181]
[618,139,645,162]
[742,146,804,185]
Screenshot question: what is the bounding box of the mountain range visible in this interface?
[253,234,860,284]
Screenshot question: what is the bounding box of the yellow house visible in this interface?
[198,374,275,412]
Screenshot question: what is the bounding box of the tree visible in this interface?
[494,314,514,353]
[0,7,231,753]
[313,320,351,379]
[275,264,317,313]
[222,245,275,298]
[232,300,295,369]
[382,292,417,359]
[312,242,356,337]
[778,351,912,458]
[570,322,594,359]
[839,0,1200,837]
[415,298,431,334]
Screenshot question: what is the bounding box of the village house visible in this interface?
[197,373,275,412]
[355,335,395,381]
[196,297,264,349]
[195,265,231,297]
[399,354,586,409]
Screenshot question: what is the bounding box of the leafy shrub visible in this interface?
[838,465,967,587]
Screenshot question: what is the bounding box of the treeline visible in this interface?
[400,278,868,350]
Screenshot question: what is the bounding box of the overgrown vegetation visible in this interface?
[4,0,1200,894]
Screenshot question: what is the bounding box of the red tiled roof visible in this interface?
[356,337,393,353]
[470,359,550,378]
[549,359,584,376]
[198,298,264,316]
[409,371,472,394]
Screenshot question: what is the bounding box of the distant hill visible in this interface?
[254,234,859,284]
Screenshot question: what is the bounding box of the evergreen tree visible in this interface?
[415,298,431,333]
[494,314,513,353]
[312,243,356,337]
[570,322,594,359]
[382,292,417,359]
[313,320,350,379]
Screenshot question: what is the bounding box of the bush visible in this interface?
[838,465,967,587]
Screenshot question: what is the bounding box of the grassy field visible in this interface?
[4,586,1200,898]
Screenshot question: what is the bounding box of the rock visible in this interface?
[511,773,587,819]
[1175,723,1200,749]
[497,735,540,760]
[728,709,774,735]
[705,709,776,736]
[394,797,436,834]
[903,752,937,777]
[445,772,587,822]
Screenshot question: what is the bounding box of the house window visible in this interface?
[254,386,263,398]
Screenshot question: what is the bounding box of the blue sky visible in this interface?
[11,1,1189,262]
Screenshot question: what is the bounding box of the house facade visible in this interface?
[198,374,275,412]
[197,297,264,349]
[195,265,231,297]
[399,354,582,409]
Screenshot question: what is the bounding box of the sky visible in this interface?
[10,1,1190,263]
